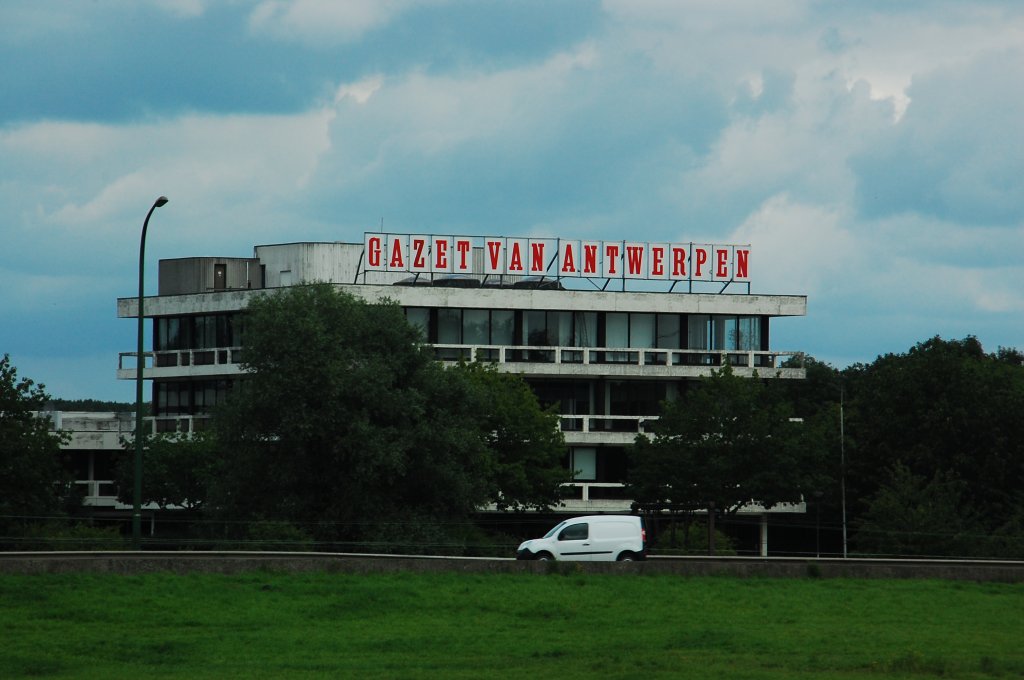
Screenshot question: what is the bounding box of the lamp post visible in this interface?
[840,383,847,558]
[133,196,168,549]
[813,490,824,558]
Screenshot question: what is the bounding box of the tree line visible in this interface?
[1,284,1021,556]
[626,337,1024,557]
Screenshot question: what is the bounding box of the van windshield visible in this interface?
[543,521,567,539]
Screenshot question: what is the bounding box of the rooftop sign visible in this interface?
[363,233,750,283]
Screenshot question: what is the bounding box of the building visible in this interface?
[35,410,132,509]
[116,236,808,551]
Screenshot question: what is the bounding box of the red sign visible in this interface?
[364,233,750,282]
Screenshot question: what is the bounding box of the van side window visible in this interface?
[559,523,588,541]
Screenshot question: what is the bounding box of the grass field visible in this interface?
[1,570,1021,679]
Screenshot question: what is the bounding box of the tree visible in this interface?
[208,284,567,547]
[842,336,1024,556]
[115,431,216,510]
[0,354,73,542]
[854,464,979,557]
[453,362,568,511]
[627,366,825,550]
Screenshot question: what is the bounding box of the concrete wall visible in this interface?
[2,553,1022,582]
[34,411,133,450]
[121,283,807,320]
[256,243,368,288]
[159,258,262,296]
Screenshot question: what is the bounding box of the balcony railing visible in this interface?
[120,344,801,375]
[148,415,212,435]
[118,347,244,372]
[74,479,120,505]
[143,414,654,437]
[560,482,631,502]
[431,344,802,371]
[559,414,656,434]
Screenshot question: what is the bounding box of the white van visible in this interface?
[515,515,647,562]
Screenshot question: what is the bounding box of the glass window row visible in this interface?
[405,308,765,351]
[156,314,240,351]
[152,309,765,353]
[155,379,234,416]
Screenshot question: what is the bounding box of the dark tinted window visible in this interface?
[559,523,589,541]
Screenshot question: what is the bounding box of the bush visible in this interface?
[649,519,737,556]
[243,521,315,552]
[4,522,126,551]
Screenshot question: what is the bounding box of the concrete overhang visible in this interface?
[118,285,807,319]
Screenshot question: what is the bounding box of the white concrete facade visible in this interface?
[36,411,133,508]
[117,241,808,518]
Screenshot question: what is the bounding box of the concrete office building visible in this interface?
[35,410,133,509]
[117,236,807,545]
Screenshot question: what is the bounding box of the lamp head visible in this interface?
[155,196,169,207]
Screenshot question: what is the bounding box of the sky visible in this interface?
[1,0,1021,402]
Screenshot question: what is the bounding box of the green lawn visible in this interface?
[1,571,1021,678]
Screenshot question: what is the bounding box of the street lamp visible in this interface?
[813,490,824,558]
[133,196,168,549]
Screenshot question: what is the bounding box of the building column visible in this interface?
[759,514,768,557]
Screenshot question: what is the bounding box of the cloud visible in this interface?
[852,51,1024,226]
[151,0,207,18]
[732,193,1023,336]
[307,43,658,232]
[729,194,858,298]
[0,109,334,276]
[1,0,1021,399]
[249,0,432,44]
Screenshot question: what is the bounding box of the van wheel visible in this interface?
[617,552,635,562]
[536,553,553,561]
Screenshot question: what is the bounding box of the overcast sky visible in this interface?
[1,0,1021,402]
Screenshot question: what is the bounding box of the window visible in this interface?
[574,312,597,347]
[156,382,191,416]
[217,316,234,347]
[405,308,430,340]
[462,309,489,344]
[608,381,665,416]
[437,309,461,344]
[521,311,544,346]
[157,314,237,351]
[559,523,589,541]
[491,310,514,345]
[541,380,591,415]
[550,311,573,346]
[656,314,681,349]
[706,315,762,350]
[712,316,733,350]
[630,313,655,348]
[738,316,761,350]
[570,448,597,480]
[157,317,182,351]
[156,379,232,417]
[688,314,710,349]
[605,313,629,349]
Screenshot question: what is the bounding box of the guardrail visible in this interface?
[1,552,1022,581]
